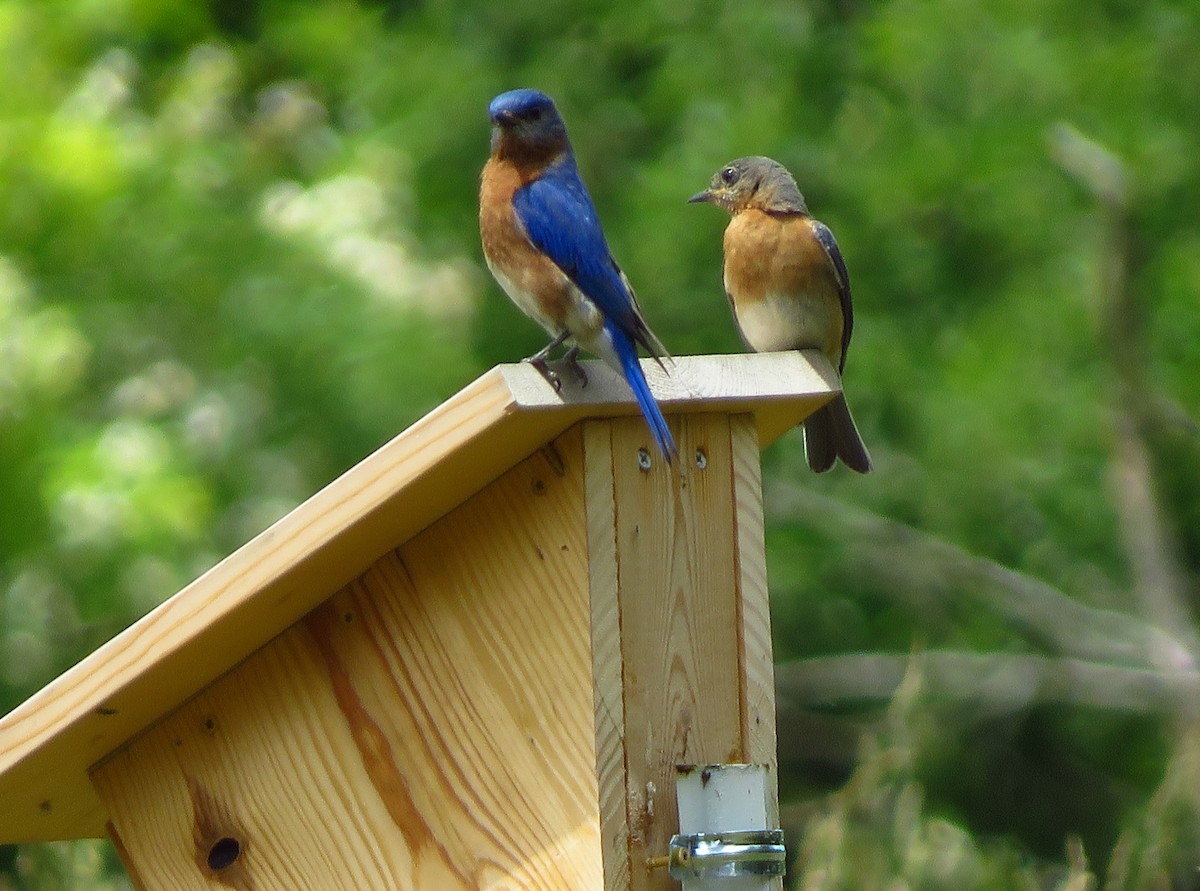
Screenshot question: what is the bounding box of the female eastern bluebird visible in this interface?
[689,156,872,473]
[479,88,677,462]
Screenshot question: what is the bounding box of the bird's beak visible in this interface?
[687,189,712,204]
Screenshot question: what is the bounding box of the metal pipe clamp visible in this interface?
[667,828,786,880]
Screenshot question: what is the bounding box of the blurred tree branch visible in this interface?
[1049,122,1199,664]
[776,650,1200,717]
[766,483,1195,671]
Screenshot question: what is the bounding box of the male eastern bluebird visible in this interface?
[690,156,872,473]
[479,88,677,461]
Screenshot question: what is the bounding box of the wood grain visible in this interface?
[583,421,632,891]
[620,414,741,891]
[730,414,783,891]
[585,413,781,891]
[731,415,778,776]
[92,430,604,890]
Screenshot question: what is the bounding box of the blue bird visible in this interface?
[479,88,677,462]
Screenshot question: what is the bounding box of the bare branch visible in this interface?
[766,483,1195,672]
[1049,122,1198,663]
[775,650,1200,717]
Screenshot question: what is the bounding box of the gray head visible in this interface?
[688,156,809,215]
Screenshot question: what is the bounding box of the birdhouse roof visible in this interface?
[0,352,838,843]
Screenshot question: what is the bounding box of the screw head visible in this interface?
[637,448,652,471]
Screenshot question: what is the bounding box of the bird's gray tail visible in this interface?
[804,393,872,474]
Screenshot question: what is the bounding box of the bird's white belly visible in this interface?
[486,256,607,346]
[486,259,557,336]
[734,292,841,361]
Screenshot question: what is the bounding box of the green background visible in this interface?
[1,0,1198,887]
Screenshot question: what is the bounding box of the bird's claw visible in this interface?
[523,352,587,393]
[525,355,564,392]
[561,347,588,388]
[524,335,587,393]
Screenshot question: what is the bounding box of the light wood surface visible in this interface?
[583,421,632,891]
[0,351,827,843]
[93,431,604,889]
[730,415,784,891]
[730,415,779,779]
[584,414,780,891]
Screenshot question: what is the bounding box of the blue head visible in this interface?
[488,89,570,159]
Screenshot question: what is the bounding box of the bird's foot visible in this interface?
[524,354,564,392]
[527,331,571,365]
[560,346,588,388]
[524,336,586,393]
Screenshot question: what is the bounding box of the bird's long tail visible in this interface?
[612,325,677,463]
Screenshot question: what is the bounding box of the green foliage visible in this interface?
[1,0,1197,887]
[787,669,1104,891]
[0,840,129,891]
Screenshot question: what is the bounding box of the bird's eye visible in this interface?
[720,167,738,185]
[527,106,543,121]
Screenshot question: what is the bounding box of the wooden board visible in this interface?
[0,351,830,843]
[92,431,604,890]
[730,415,779,785]
[584,414,780,891]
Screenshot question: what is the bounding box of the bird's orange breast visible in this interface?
[479,158,572,331]
[721,211,844,360]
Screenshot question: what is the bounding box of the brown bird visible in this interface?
[690,156,872,473]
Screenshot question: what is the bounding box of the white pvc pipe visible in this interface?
[673,764,780,891]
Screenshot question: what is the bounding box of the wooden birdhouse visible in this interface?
[0,352,840,890]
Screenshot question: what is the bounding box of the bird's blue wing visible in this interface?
[513,158,676,459]
[512,158,643,336]
[811,220,853,373]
